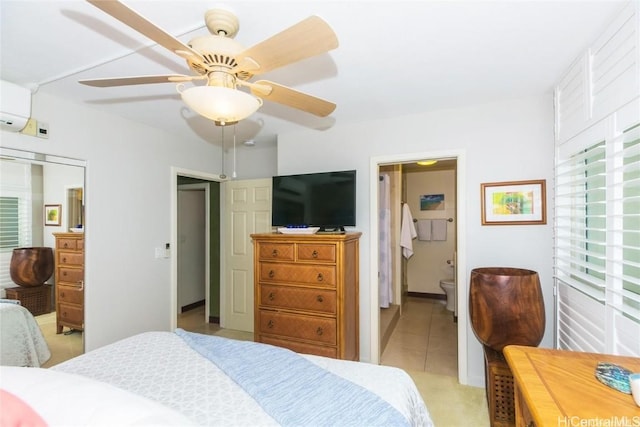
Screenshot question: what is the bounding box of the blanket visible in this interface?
[0,301,50,367]
[175,329,409,427]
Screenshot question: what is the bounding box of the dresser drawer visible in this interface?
[258,310,336,345]
[57,251,83,266]
[57,238,80,250]
[258,243,294,261]
[57,267,84,284]
[259,263,336,286]
[297,244,336,262]
[260,336,337,358]
[57,302,83,325]
[57,285,83,304]
[259,284,336,314]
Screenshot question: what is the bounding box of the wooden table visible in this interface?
[504,345,640,427]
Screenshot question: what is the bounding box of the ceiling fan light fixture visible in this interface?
[180,85,262,124]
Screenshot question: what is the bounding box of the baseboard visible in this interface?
[181,299,205,313]
[407,291,446,301]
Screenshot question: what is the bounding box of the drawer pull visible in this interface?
[316,327,323,336]
[63,271,68,277]
[268,292,275,301]
[312,250,318,258]
[63,243,69,248]
[267,320,274,328]
[79,280,84,291]
[61,292,65,298]
[268,270,275,279]
[316,295,324,303]
[272,249,278,257]
[62,257,67,263]
[317,273,323,282]
[527,422,535,427]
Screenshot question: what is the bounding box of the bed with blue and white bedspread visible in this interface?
[0,299,50,367]
[32,330,433,426]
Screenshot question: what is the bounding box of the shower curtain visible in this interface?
[379,173,392,308]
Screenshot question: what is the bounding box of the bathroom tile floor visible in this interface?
[380,297,489,426]
[381,296,458,376]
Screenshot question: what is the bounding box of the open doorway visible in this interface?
[171,168,221,332]
[177,182,211,324]
[369,150,468,384]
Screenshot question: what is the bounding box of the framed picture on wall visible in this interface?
[481,180,546,225]
[45,204,62,226]
[420,194,445,211]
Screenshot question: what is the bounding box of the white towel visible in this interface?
[400,204,417,258]
[416,219,432,241]
[431,219,447,241]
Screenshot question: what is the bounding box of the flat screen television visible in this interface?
[272,170,356,231]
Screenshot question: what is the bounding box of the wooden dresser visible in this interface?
[53,232,84,334]
[504,345,640,427]
[251,232,360,360]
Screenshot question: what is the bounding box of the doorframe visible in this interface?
[170,167,223,331]
[369,150,468,385]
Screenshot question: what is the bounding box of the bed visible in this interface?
[1,329,433,426]
[0,299,50,367]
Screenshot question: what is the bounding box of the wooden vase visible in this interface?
[9,247,54,287]
[469,267,545,352]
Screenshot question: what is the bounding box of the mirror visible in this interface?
[0,147,86,360]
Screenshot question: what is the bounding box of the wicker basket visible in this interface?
[5,285,52,316]
[483,346,515,427]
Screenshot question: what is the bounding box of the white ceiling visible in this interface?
[0,1,628,147]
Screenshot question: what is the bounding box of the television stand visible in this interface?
[317,226,346,235]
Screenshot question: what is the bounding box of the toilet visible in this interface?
[440,279,456,312]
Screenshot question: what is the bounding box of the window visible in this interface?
[0,162,33,289]
[0,197,19,249]
[555,122,640,356]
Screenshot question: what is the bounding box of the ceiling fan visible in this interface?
[80,0,339,125]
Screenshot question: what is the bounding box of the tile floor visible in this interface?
[381,296,458,376]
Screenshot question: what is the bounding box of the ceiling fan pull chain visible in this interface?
[219,125,226,179]
[232,125,237,179]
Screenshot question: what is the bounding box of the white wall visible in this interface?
[277,95,555,387]
[0,91,227,351]
[406,169,457,294]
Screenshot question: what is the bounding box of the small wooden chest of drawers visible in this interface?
[54,232,84,334]
[252,232,361,360]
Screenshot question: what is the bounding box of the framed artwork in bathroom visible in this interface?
[420,194,445,210]
[44,204,62,226]
[481,180,546,225]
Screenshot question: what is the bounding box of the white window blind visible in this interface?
[555,121,640,355]
[0,162,33,291]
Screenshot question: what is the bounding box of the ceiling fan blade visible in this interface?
[87,0,205,63]
[79,74,199,87]
[234,16,338,75]
[250,80,336,117]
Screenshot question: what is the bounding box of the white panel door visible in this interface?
[222,178,272,332]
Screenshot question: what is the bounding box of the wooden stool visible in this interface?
[483,346,515,427]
